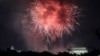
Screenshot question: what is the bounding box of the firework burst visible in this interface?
[30,0,79,41]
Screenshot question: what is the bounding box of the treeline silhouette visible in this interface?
[0,48,100,56]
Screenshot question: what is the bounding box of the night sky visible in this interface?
[0,0,100,52]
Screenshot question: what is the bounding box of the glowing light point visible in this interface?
[10,46,15,50]
[69,47,88,55]
[17,50,22,53]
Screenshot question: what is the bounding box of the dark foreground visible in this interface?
[0,48,100,56]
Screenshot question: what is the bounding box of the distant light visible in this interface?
[10,46,15,50]
[17,50,22,53]
[69,47,88,55]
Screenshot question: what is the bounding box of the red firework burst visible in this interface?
[30,0,79,41]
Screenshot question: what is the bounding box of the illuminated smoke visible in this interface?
[18,0,80,53]
[30,0,79,41]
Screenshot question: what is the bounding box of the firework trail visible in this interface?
[29,0,79,41]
